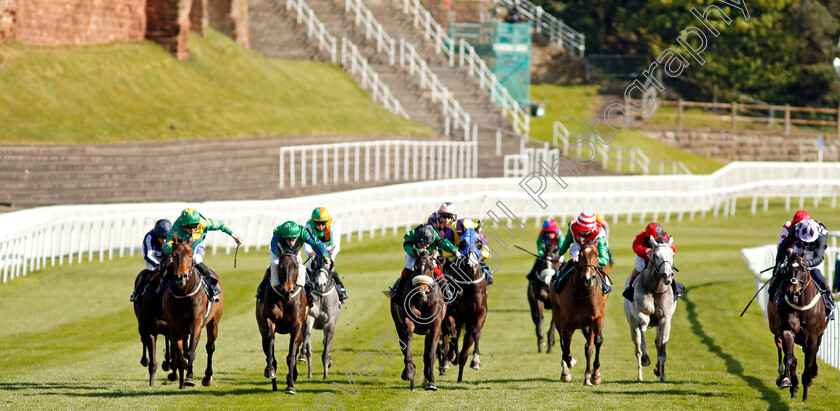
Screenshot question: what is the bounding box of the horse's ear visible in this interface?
[668,236,674,246]
[649,235,656,245]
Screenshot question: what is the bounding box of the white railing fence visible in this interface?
[495,0,585,57]
[397,0,530,135]
[552,120,690,175]
[281,0,408,118]
[2,162,838,284]
[742,239,840,369]
[279,140,478,188]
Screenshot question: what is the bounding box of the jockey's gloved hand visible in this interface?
[455,251,464,260]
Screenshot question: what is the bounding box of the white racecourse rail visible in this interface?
[1,161,839,286]
[278,140,478,188]
[742,238,840,370]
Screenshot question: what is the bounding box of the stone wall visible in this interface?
[0,0,249,60]
[643,129,839,162]
[14,0,146,45]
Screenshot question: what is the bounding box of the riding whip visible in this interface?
[514,245,540,258]
[234,244,239,268]
[739,277,772,317]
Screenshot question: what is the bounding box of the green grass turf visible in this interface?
[0,30,433,144]
[529,84,725,175]
[1,199,839,409]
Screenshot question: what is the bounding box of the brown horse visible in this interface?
[256,251,308,394]
[391,250,445,391]
[527,247,559,353]
[767,255,827,401]
[549,241,609,386]
[133,266,175,385]
[162,237,224,389]
[439,239,488,382]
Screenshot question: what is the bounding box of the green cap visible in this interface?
[179,208,200,226]
[278,221,302,239]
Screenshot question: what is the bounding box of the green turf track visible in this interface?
[1,200,839,410]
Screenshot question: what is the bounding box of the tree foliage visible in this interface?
[533,0,840,106]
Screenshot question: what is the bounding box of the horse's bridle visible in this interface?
[272,252,302,300]
[647,243,676,292]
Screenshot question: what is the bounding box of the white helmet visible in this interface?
[796,219,821,243]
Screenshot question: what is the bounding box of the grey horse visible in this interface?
[623,236,677,382]
[301,264,342,379]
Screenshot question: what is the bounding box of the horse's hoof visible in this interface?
[443,361,451,369]
[285,387,296,395]
[778,377,791,388]
[140,358,148,367]
[641,354,651,367]
[584,379,593,386]
[654,366,660,377]
[401,370,411,381]
[297,357,307,363]
[470,361,480,370]
[202,376,213,387]
[569,357,577,368]
[593,373,602,385]
[328,359,333,369]
[561,373,572,383]
[424,383,437,391]
[167,372,177,381]
[439,368,447,376]
[162,361,170,372]
[184,378,195,387]
[264,368,276,379]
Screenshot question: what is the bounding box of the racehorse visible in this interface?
[623,235,677,382]
[161,237,224,389]
[438,229,488,382]
[527,246,559,353]
[301,261,342,379]
[390,250,445,391]
[549,241,609,386]
[133,265,175,385]
[767,254,827,401]
[256,251,308,393]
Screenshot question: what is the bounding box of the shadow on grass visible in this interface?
[683,283,788,410]
[0,381,338,397]
[593,388,730,397]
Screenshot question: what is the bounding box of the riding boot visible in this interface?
[391,269,412,299]
[331,270,348,301]
[623,269,640,301]
[256,270,270,302]
[598,267,612,295]
[482,266,493,285]
[813,277,836,320]
[304,281,315,308]
[672,281,686,301]
[130,270,149,302]
[197,262,220,302]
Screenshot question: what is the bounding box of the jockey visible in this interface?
[162,208,243,302]
[256,221,331,308]
[555,212,611,293]
[444,218,494,285]
[774,218,835,320]
[622,222,681,301]
[393,223,461,296]
[526,218,562,280]
[304,207,348,301]
[130,219,171,302]
[428,202,457,241]
[596,213,615,266]
[778,210,810,246]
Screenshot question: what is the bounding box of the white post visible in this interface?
[365,143,371,182]
[323,145,328,184]
[334,145,339,183]
[312,146,318,186]
[375,143,381,182]
[301,149,307,187]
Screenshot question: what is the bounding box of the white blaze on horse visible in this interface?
[301,264,342,379]
[623,235,678,382]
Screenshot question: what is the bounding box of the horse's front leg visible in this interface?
[170,335,187,389]
[546,313,556,354]
[559,327,573,382]
[457,322,477,383]
[285,325,303,394]
[202,319,218,386]
[322,321,337,379]
[303,316,314,379]
[629,315,644,381]
[185,325,204,387]
[592,317,604,385]
[424,322,441,390]
[139,331,149,367]
[528,288,544,352]
[636,312,651,368]
[471,308,487,370]
[801,337,820,402]
[260,319,277,381]
[399,324,416,391]
[774,335,784,387]
[780,329,797,394]
[583,325,595,386]
[147,334,158,386]
[654,317,671,382]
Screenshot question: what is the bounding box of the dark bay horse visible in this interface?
[527,247,559,353]
[133,265,175,385]
[162,237,224,389]
[439,232,488,382]
[767,255,827,401]
[256,251,308,393]
[390,250,445,391]
[549,241,609,386]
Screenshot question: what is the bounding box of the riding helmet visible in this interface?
[541,217,558,234]
[153,219,172,238]
[278,221,302,239]
[791,210,810,225]
[645,222,666,238]
[414,224,436,246]
[437,202,457,219]
[311,207,331,223]
[179,208,201,226]
[796,219,820,243]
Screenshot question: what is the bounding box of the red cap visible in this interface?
[792,210,810,224]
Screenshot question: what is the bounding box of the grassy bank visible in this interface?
[0,30,432,144]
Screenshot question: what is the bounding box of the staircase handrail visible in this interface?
[495,0,585,57]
